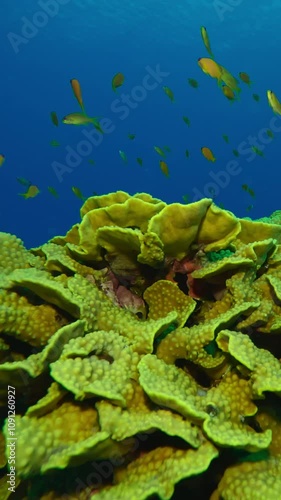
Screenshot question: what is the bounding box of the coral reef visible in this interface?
[1,191,281,499]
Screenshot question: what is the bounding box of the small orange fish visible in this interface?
[70,79,85,113]
[112,72,125,91]
[222,85,236,101]
[239,72,252,85]
[19,185,40,199]
[0,154,5,167]
[201,147,216,162]
[220,65,241,93]
[159,160,169,177]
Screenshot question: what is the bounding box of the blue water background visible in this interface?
[1,0,281,248]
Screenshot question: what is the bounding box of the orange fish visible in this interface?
[220,65,241,93]
[159,160,169,177]
[0,154,5,167]
[70,79,85,113]
[222,85,236,101]
[239,72,252,86]
[198,58,222,80]
[201,147,216,162]
[112,72,125,91]
[19,185,40,199]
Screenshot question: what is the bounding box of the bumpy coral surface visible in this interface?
[1,191,281,499]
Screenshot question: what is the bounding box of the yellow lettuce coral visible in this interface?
[197,203,241,252]
[0,232,42,274]
[203,372,272,451]
[148,199,212,258]
[74,196,166,261]
[0,288,69,347]
[138,354,208,420]
[143,280,196,326]
[3,401,133,477]
[211,408,281,500]
[97,383,202,448]
[50,330,140,406]
[93,442,218,500]
[1,192,281,499]
[0,321,85,398]
[217,330,281,396]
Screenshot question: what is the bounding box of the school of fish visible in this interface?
[1,26,281,210]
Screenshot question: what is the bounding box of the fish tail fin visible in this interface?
[90,117,104,134]
[94,123,104,134]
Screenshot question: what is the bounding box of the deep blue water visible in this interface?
[1,0,281,248]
